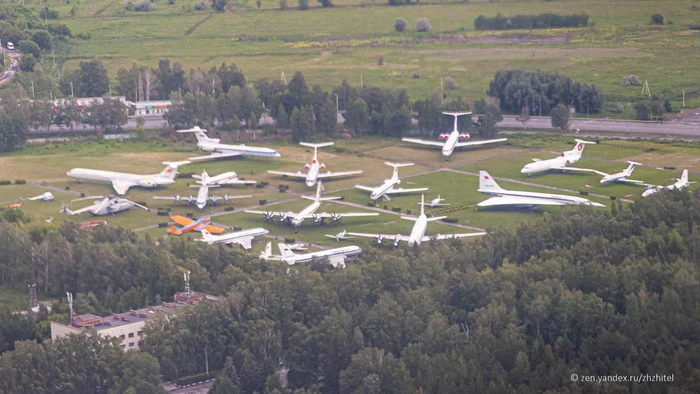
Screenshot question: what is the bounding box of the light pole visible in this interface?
[334,93,339,111]
[69,82,74,97]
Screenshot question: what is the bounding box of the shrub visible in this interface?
[75,32,91,40]
[621,75,641,86]
[318,0,332,7]
[48,24,72,37]
[394,17,407,32]
[256,0,261,8]
[194,0,207,10]
[19,54,36,72]
[40,8,59,20]
[689,24,700,31]
[284,238,296,244]
[579,191,589,196]
[158,222,168,228]
[298,0,309,10]
[392,207,401,212]
[388,0,410,5]
[157,209,169,216]
[14,180,26,185]
[378,55,384,66]
[0,180,10,185]
[259,199,268,205]
[443,217,458,223]
[474,12,589,30]
[168,0,176,4]
[416,18,431,32]
[444,77,457,90]
[279,0,287,9]
[412,72,419,79]
[224,207,234,211]
[123,1,133,10]
[651,13,664,25]
[212,0,227,11]
[133,0,156,11]
[18,40,40,59]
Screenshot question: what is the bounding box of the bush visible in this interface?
[394,17,407,32]
[416,18,431,32]
[284,238,296,244]
[123,1,133,10]
[318,0,332,7]
[133,0,156,11]
[651,13,664,24]
[579,191,589,196]
[158,222,168,228]
[443,217,458,223]
[48,24,72,38]
[168,0,176,4]
[0,180,10,185]
[18,40,40,59]
[212,0,227,11]
[224,207,234,211]
[157,209,169,216]
[689,24,700,31]
[444,77,457,90]
[19,54,36,72]
[620,75,641,86]
[392,207,401,212]
[256,0,261,8]
[259,199,268,205]
[378,55,384,66]
[40,8,59,20]
[474,12,589,30]
[412,72,419,79]
[298,0,309,10]
[14,180,26,185]
[388,0,410,5]
[194,0,207,10]
[75,32,91,40]
[279,0,287,9]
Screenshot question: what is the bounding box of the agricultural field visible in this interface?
[2,134,698,250]
[14,0,700,111]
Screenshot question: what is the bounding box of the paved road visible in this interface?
[0,48,20,86]
[499,115,700,138]
[165,380,213,394]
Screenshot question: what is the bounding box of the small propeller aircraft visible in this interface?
[167,215,225,235]
[61,196,149,216]
[428,195,449,208]
[325,229,355,241]
[259,241,362,268]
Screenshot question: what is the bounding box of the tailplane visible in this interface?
[300,142,334,161]
[385,162,414,180]
[626,161,642,174]
[260,242,273,259]
[160,161,191,180]
[442,111,472,133]
[200,229,214,242]
[478,171,504,191]
[177,126,219,143]
[302,182,340,201]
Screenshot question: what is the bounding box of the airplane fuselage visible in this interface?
[305,162,321,187]
[66,169,173,188]
[521,154,581,174]
[199,141,281,158]
[370,179,399,200]
[293,201,321,226]
[196,186,209,209]
[442,131,461,157]
[601,171,631,184]
[207,172,238,184]
[479,188,600,206]
[408,215,428,246]
[204,228,269,244]
[283,246,362,265]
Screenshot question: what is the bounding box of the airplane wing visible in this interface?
[355,185,375,192]
[230,237,253,250]
[267,170,307,178]
[477,196,571,207]
[559,167,609,176]
[170,215,193,226]
[111,180,136,195]
[347,232,411,242]
[328,255,348,268]
[152,196,181,201]
[188,152,242,161]
[617,178,646,184]
[202,224,225,234]
[401,138,445,147]
[317,170,363,179]
[425,232,487,242]
[313,212,379,219]
[245,210,296,217]
[386,187,429,194]
[455,138,508,148]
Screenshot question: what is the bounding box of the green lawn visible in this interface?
[0,285,29,311]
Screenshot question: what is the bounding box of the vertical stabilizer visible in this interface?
[442,111,472,133]
[626,161,642,175]
[385,162,414,181]
[478,171,504,191]
[278,243,296,258]
[681,169,689,184]
[160,161,190,180]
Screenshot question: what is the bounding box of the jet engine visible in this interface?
[320,164,326,170]
[459,134,470,140]
[439,134,450,140]
[304,164,310,170]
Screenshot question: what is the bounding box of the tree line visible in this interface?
[474,13,590,31]
[1,186,700,393]
[488,69,604,116]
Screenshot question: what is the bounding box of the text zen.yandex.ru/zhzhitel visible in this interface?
[570,373,674,384]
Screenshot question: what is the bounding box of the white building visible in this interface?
[132,101,171,117]
[51,291,216,351]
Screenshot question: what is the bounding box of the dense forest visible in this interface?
[1,190,699,393]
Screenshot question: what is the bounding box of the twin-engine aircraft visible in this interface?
[402,112,507,159]
[259,242,362,268]
[268,142,362,187]
[520,139,597,174]
[153,169,253,209]
[61,196,149,216]
[177,126,281,161]
[355,162,428,201]
[642,169,694,197]
[245,182,378,229]
[348,194,486,246]
[198,228,269,249]
[67,161,190,195]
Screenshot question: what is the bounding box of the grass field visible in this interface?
[10,0,700,112]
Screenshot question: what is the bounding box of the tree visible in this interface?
[212,0,228,11]
[550,103,570,132]
[291,105,315,142]
[317,0,332,7]
[634,100,650,120]
[19,54,36,72]
[316,96,337,136]
[30,30,52,51]
[288,71,309,108]
[651,13,664,25]
[210,375,239,394]
[76,60,110,97]
[84,98,128,134]
[18,40,40,59]
[298,0,309,9]
[477,98,503,138]
[344,99,369,134]
[277,104,290,129]
[416,18,431,32]
[394,17,407,32]
[517,105,530,130]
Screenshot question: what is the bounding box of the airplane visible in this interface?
[66,161,190,195]
[198,228,269,249]
[325,229,355,241]
[348,194,486,247]
[26,192,54,201]
[286,243,308,251]
[193,170,257,186]
[355,162,428,201]
[9,199,24,209]
[476,170,605,208]
[177,126,281,161]
[520,139,597,175]
[402,112,508,159]
[153,170,253,209]
[642,169,694,197]
[428,195,449,208]
[245,182,378,230]
[259,241,362,268]
[61,196,150,216]
[167,215,225,235]
[560,161,645,184]
[267,142,362,187]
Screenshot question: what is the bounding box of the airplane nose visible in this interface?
[306,180,315,187]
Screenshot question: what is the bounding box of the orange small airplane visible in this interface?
[167,215,225,235]
[9,199,25,209]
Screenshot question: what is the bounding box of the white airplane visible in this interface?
[563,161,644,184]
[193,170,257,186]
[402,112,508,159]
[177,126,281,161]
[348,194,486,247]
[286,243,308,251]
[245,182,378,229]
[260,241,362,268]
[325,229,355,241]
[67,161,190,195]
[153,170,253,209]
[477,170,605,208]
[61,196,149,216]
[27,192,54,201]
[268,142,362,187]
[520,139,597,175]
[198,228,269,249]
[428,195,449,208]
[355,162,428,201]
[642,169,694,197]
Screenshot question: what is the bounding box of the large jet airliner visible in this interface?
[520,139,597,175]
[177,126,281,161]
[199,228,269,249]
[268,142,362,187]
[402,112,507,159]
[355,162,428,201]
[153,170,253,209]
[642,169,694,197]
[259,241,362,268]
[66,161,190,195]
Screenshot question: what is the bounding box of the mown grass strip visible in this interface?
[185,13,214,36]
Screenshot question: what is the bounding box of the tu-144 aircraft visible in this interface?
[61,196,149,216]
[402,112,507,159]
[477,170,605,208]
[198,228,269,249]
[245,181,378,230]
[520,139,597,175]
[153,170,253,209]
[355,162,428,201]
[268,142,362,187]
[259,242,362,268]
[67,161,190,195]
[177,126,281,161]
[167,215,225,235]
[348,194,486,246]
[642,169,694,197]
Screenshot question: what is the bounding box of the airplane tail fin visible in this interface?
[386,162,414,180]
[260,242,273,259]
[572,139,596,155]
[442,111,472,132]
[278,243,296,258]
[479,171,503,191]
[200,229,213,241]
[177,127,219,143]
[626,161,642,174]
[681,169,689,184]
[160,161,191,181]
[300,142,334,160]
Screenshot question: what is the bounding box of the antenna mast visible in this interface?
[29,284,38,310]
[184,271,191,295]
[67,292,75,324]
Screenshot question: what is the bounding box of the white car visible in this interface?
[6,42,14,50]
